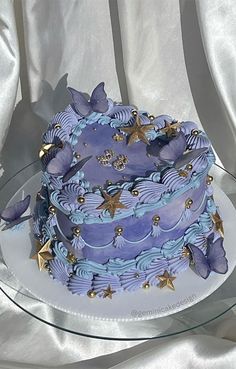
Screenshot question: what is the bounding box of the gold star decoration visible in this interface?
[157,270,176,291]
[161,121,181,138]
[119,115,154,146]
[96,190,127,218]
[31,239,54,271]
[103,284,116,299]
[212,211,224,238]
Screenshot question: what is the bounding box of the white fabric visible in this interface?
[0,0,236,367]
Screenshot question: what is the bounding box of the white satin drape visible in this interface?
[0,0,236,368]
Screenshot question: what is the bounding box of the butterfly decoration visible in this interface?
[0,195,31,231]
[68,82,109,117]
[46,143,92,183]
[158,132,208,169]
[187,234,228,279]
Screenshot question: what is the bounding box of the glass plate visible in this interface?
[0,162,235,340]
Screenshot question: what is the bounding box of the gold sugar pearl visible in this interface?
[67,252,77,264]
[134,272,140,279]
[75,153,81,159]
[48,205,56,214]
[93,127,97,131]
[131,189,139,197]
[186,164,193,171]
[207,175,213,182]
[152,215,160,225]
[148,115,155,121]
[115,226,123,236]
[143,282,150,289]
[106,180,112,186]
[131,109,138,116]
[87,290,97,298]
[185,198,193,209]
[73,227,81,237]
[83,142,88,147]
[77,196,85,204]
[191,129,199,136]
[53,235,57,240]
[182,247,190,258]
[54,123,61,129]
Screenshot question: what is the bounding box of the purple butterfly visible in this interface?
[0,195,31,230]
[159,132,208,169]
[46,143,92,183]
[68,82,109,117]
[187,234,228,279]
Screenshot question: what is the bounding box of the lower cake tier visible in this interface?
[44,194,226,298]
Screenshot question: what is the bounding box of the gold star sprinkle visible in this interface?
[161,121,181,138]
[103,284,115,299]
[157,270,176,291]
[212,211,224,238]
[96,190,127,218]
[119,115,154,146]
[31,239,53,271]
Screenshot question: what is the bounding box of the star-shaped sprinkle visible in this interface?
[31,239,53,271]
[119,115,154,146]
[157,270,176,290]
[103,284,116,299]
[212,211,224,237]
[96,190,127,218]
[161,121,181,138]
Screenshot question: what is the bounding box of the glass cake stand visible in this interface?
[0,161,236,341]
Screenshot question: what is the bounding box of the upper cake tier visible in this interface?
[38,82,215,230]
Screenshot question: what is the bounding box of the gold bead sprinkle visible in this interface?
[191,129,199,136]
[115,226,123,236]
[134,272,140,279]
[77,196,85,204]
[131,109,138,117]
[182,246,190,258]
[54,123,61,129]
[148,115,155,121]
[131,189,139,197]
[152,215,160,225]
[87,290,97,298]
[73,227,81,237]
[67,252,77,264]
[83,142,88,147]
[143,282,150,289]
[75,153,81,159]
[48,205,56,214]
[185,198,193,209]
[106,180,112,186]
[186,164,193,171]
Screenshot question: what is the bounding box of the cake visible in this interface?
[32,82,228,299]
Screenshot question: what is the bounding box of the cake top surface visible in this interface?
[39,82,215,223]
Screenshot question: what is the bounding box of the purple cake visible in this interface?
[33,82,228,299]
